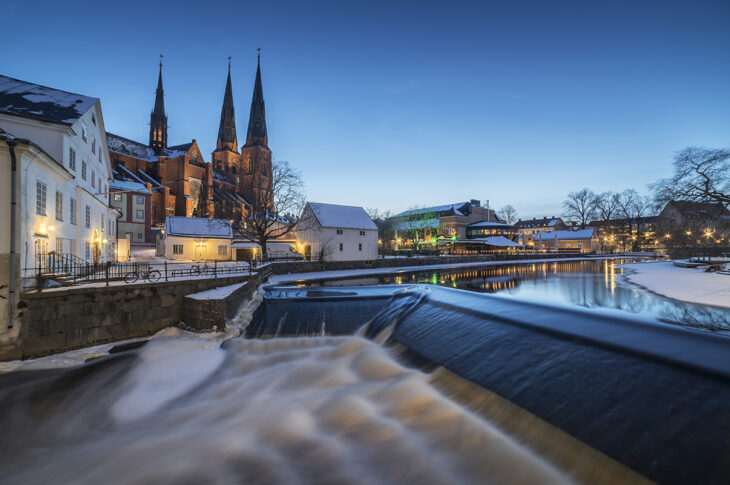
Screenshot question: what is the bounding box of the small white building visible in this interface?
[0,76,119,293]
[296,202,378,261]
[533,228,598,252]
[163,216,233,261]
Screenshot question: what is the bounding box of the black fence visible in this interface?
[28,251,261,290]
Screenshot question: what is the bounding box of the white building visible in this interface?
[163,216,233,261]
[296,202,378,261]
[0,76,118,292]
[533,228,598,252]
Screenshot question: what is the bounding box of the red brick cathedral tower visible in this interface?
[239,53,273,210]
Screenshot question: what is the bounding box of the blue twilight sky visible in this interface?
[2,0,729,218]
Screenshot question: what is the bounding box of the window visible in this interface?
[136,210,144,219]
[56,238,64,253]
[85,206,91,228]
[85,242,90,259]
[55,191,63,221]
[336,229,343,235]
[218,245,227,256]
[91,170,95,188]
[101,215,105,233]
[98,150,102,163]
[91,135,96,154]
[137,233,143,240]
[82,161,87,180]
[36,181,47,215]
[69,148,76,171]
[359,231,365,236]
[173,244,183,255]
[81,122,88,142]
[113,193,122,202]
[70,198,77,225]
[98,178,101,192]
[91,113,96,125]
[358,243,362,251]
[137,196,144,204]
[339,242,343,251]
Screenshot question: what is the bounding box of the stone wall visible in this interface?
[5,273,262,361]
[182,281,257,331]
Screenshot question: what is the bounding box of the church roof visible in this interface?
[244,56,268,148]
[0,75,98,125]
[217,64,237,147]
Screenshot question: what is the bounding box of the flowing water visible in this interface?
[0,327,570,484]
[299,259,730,332]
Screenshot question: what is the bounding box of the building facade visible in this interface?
[533,228,598,252]
[110,178,152,244]
[163,216,233,261]
[0,76,119,282]
[296,202,378,261]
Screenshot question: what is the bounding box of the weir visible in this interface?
[250,284,730,484]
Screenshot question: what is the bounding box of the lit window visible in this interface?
[113,193,122,202]
[55,191,63,221]
[36,181,47,215]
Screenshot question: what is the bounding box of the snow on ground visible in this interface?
[620,261,730,309]
[186,281,248,300]
[268,255,650,286]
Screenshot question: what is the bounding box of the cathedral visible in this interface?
[106,55,273,228]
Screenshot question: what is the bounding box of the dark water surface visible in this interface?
[299,259,730,332]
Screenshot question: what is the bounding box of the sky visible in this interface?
[3,0,729,218]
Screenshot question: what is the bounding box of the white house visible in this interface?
[533,228,598,252]
[296,202,378,261]
[163,216,233,261]
[0,76,118,291]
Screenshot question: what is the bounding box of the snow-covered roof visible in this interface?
[0,75,98,125]
[394,203,468,219]
[468,221,512,228]
[110,179,150,194]
[394,218,441,231]
[307,202,377,230]
[165,216,233,239]
[106,132,158,161]
[534,228,595,241]
[471,236,523,247]
[515,217,563,229]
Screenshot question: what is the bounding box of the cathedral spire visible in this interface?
[149,55,168,154]
[244,49,268,148]
[216,57,237,151]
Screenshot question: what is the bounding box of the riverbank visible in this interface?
[268,255,652,285]
[620,261,730,310]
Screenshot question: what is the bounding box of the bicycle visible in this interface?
[123,265,161,284]
[190,262,210,276]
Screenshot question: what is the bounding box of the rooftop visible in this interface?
[0,75,97,125]
[307,202,377,230]
[165,216,233,239]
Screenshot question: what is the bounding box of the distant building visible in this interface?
[391,200,503,246]
[0,75,119,283]
[163,216,233,261]
[657,201,730,229]
[533,228,598,252]
[110,176,152,244]
[514,217,566,247]
[296,202,378,261]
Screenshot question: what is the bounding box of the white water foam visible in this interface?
[5,334,572,484]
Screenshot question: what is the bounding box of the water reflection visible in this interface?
[304,259,730,332]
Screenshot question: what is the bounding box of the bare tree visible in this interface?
[234,161,305,260]
[403,206,438,247]
[651,147,730,208]
[498,205,519,225]
[593,192,620,223]
[366,208,395,248]
[562,188,596,228]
